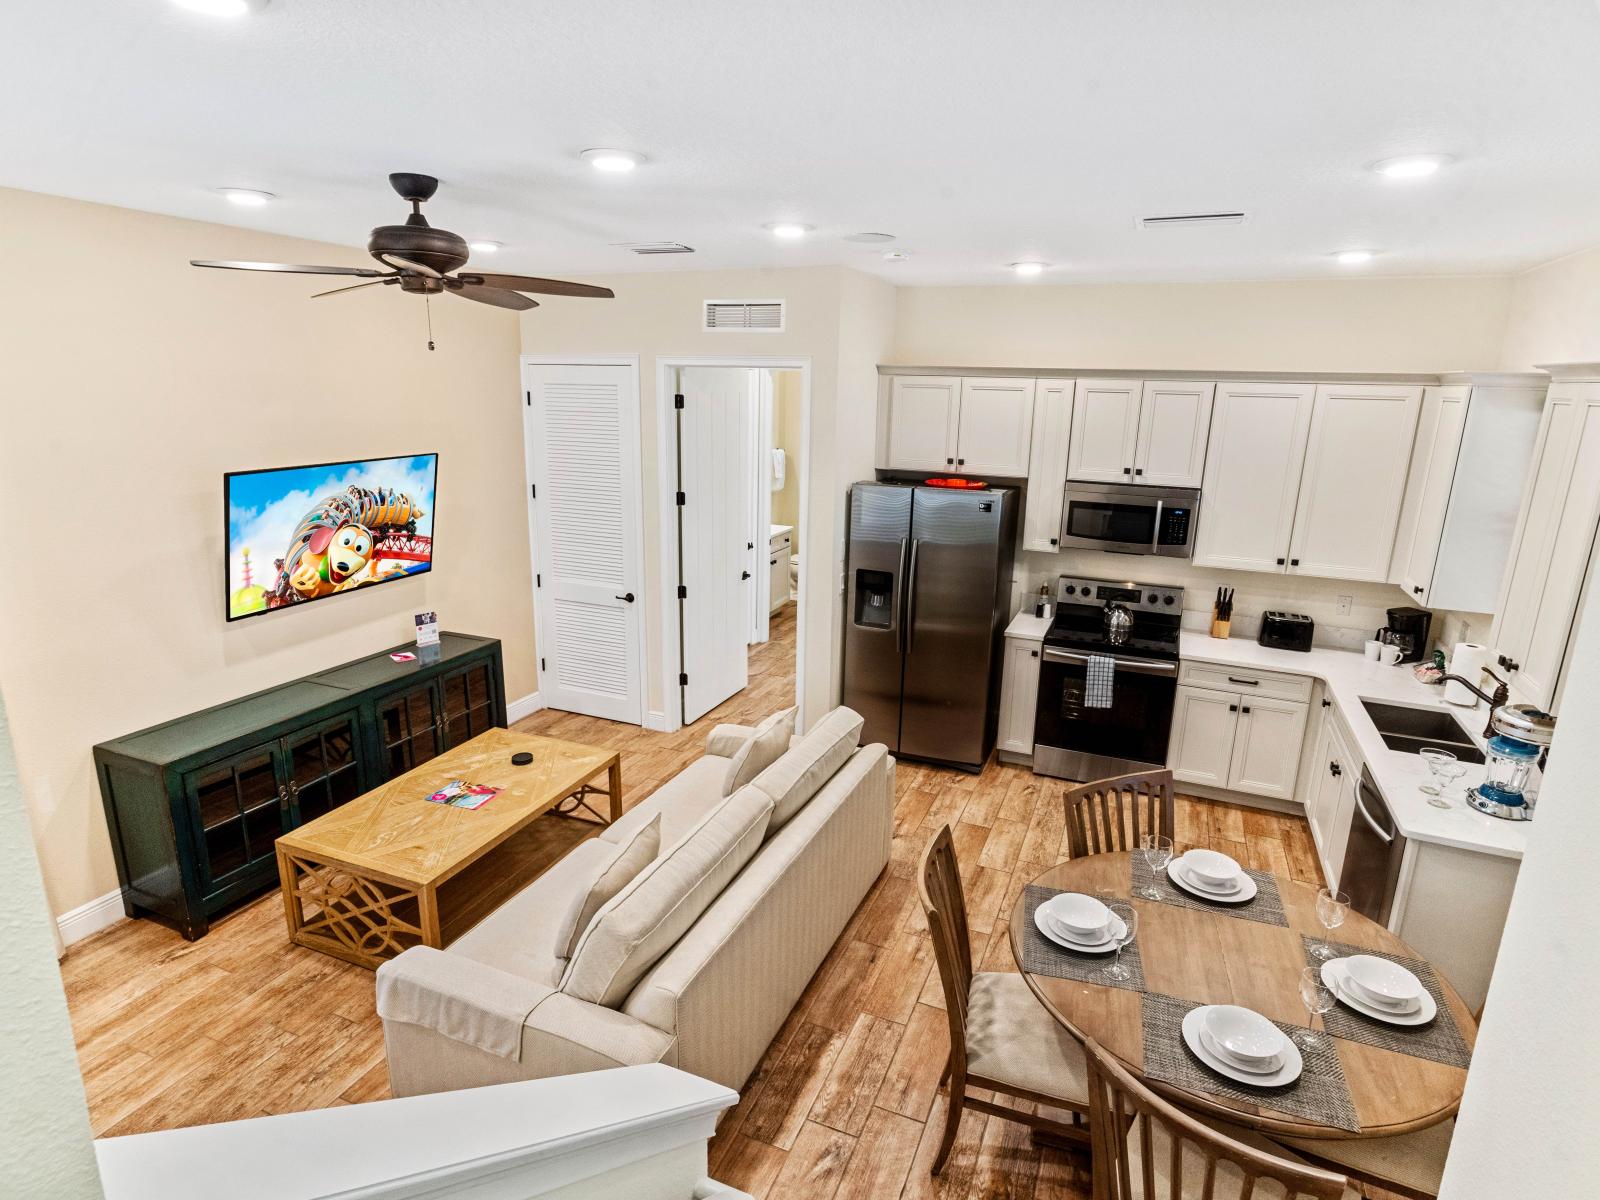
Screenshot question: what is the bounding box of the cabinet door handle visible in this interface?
[1241,706,1251,715]
[956,458,965,466]
[1290,558,1300,567]
[1031,649,1039,658]
[1122,466,1132,475]
[1049,537,1058,546]
[946,458,954,466]
[1412,586,1424,595]
[277,784,290,809]
[1229,704,1238,713]
[1134,468,1144,476]
[1275,557,1285,566]
[1321,698,1331,708]
[1226,676,1260,686]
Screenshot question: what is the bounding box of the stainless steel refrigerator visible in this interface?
[841,482,1018,771]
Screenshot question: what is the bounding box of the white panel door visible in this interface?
[1192,383,1316,573]
[1134,381,1215,487]
[1288,385,1422,581]
[1227,697,1308,801]
[679,367,754,725]
[956,377,1035,475]
[1021,379,1074,552]
[1067,378,1142,482]
[1168,686,1238,789]
[1394,386,1470,603]
[885,376,960,471]
[523,362,645,724]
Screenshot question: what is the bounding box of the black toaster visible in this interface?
[1258,611,1314,652]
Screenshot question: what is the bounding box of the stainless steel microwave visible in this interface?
[1059,481,1200,557]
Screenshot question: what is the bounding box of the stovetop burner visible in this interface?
[1043,575,1184,662]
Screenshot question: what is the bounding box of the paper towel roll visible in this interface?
[1445,643,1490,706]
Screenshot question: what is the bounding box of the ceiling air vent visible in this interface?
[615,241,696,255]
[1138,211,1247,228]
[704,299,786,333]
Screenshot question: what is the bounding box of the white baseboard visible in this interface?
[58,889,126,946]
[507,691,544,724]
[644,709,676,733]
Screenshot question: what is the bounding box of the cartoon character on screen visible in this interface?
[269,485,426,605]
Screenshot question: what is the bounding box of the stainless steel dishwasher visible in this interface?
[1341,766,1407,925]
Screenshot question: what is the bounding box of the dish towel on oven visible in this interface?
[1085,653,1115,708]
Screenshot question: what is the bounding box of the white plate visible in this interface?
[1182,1008,1303,1087]
[1167,860,1258,904]
[1038,892,1113,939]
[1321,960,1437,1026]
[1034,906,1127,953]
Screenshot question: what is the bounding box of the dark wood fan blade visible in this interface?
[311,280,390,299]
[191,260,390,277]
[449,284,539,311]
[456,273,613,298]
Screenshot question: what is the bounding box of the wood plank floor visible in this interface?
[59,602,1400,1198]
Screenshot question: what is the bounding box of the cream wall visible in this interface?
[890,276,1513,371]
[0,188,528,919]
[1498,244,1600,369]
[770,371,803,536]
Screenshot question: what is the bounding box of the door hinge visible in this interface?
[677,584,687,599]
[676,491,687,506]
[525,390,532,406]
[540,657,546,671]
[536,573,541,587]
[679,671,689,686]
[530,483,536,499]
[674,393,685,410]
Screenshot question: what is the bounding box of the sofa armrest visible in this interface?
[377,947,675,1073]
[705,723,756,758]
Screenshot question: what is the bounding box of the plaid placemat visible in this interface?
[1140,992,1361,1133]
[1302,936,1472,1069]
[1019,885,1145,993]
[1131,855,1289,927]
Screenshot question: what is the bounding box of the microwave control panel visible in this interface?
[1156,505,1192,547]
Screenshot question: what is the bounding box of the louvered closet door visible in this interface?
[524,363,645,724]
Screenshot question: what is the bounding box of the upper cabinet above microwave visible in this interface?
[1067,379,1215,488]
[882,375,1036,476]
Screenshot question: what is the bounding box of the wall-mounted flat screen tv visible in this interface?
[226,453,438,621]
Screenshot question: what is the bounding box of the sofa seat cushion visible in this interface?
[601,756,730,850]
[447,837,615,987]
[554,814,661,962]
[722,707,796,796]
[750,706,864,831]
[965,971,1089,1106]
[561,786,774,1008]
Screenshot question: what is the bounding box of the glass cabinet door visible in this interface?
[184,744,287,893]
[284,713,364,825]
[377,683,442,777]
[440,660,498,749]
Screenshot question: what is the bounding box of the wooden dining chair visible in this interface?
[1082,1037,1354,1200]
[1064,768,1177,859]
[918,825,1092,1174]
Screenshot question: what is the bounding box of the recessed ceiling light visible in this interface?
[1011,261,1048,277]
[468,240,501,253]
[173,0,268,15]
[765,222,813,240]
[216,187,275,207]
[882,249,912,262]
[1334,249,1376,265]
[580,148,643,173]
[1370,154,1454,180]
[845,232,896,244]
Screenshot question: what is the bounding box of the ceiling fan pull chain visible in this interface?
[425,293,435,351]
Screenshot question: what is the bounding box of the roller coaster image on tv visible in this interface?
[226,454,437,620]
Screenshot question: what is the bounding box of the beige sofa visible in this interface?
[375,706,894,1097]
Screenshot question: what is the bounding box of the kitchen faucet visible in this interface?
[1438,668,1509,739]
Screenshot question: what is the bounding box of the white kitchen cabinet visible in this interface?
[1168,686,1238,788]
[1021,379,1074,552]
[1490,369,1600,709]
[1227,695,1310,801]
[1287,384,1423,582]
[1134,381,1215,487]
[997,635,1043,759]
[1305,713,1358,889]
[884,376,960,471]
[767,526,792,615]
[1067,379,1142,482]
[1389,375,1546,611]
[1193,383,1316,573]
[1169,667,1308,802]
[956,378,1036,475]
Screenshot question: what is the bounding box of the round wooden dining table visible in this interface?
[1008,853,1477,1140]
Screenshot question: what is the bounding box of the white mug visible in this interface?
[1363,639,1382,662]
[1376,643,1404,666]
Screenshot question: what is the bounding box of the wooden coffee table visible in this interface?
[275,728,621,969]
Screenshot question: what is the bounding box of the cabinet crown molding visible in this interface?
[1534,362,1600,381]
[879,364,1441,384]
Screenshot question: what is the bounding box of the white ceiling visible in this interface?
[4,1,1600,285]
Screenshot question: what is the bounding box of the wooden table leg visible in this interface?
[276,845,303,941]
[418,884,443,949]
[607,756,624,823]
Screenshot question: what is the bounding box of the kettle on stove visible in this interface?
[1104,602,1133,645]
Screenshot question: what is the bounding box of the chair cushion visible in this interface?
[1127,1116,1361,1200]
[965,972,1088,1107]
[722,707,796,796]
[560,786,774,1008]
[553,815,661,962]
[1276,1119,1451,1197]
[750,706,864,830]
[600,756,729,849]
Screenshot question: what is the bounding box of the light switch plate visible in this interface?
[1336,594,1352,616]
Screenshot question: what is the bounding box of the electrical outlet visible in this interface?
[1335,594,1352,616]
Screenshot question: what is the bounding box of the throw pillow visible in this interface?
[750,706,864,830]
[553,815,661,962]
[721,706,796,796]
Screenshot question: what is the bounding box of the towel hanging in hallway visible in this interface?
[770,447,786,491]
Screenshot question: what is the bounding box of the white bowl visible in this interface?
[1046,893,1112,937]
[1202,1005,1285,1068]
[1183,849,1242,887]
[1342,955,1423,1006]
[1176,862,1242,895]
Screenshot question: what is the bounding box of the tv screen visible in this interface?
[226,453,438,621]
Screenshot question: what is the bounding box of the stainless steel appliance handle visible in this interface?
[1040,647,1178,676]
[904,538,921,653]
[1352,786,1394,844]
[1152,498,1164,552]
[895,537,909,654]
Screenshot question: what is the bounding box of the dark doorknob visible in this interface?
[615,592,635,603]
[740,571,751,580]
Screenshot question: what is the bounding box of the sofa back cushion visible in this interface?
[559,786,774,1008]
[750,706,864,830]
[553,814,660,962]
[721,706,796,796]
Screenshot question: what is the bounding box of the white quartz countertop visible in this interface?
[1178,632,1528,860]
[1005,612,1053,640]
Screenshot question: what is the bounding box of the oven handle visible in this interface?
[1040,647,1178,676]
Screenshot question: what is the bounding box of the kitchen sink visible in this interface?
[1360,700,1485,764]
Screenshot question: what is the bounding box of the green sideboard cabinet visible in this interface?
[93,632,507,940]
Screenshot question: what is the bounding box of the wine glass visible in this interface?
[1418,747,1458,796]
[1310,887,1348,961]
[1138,833,1173,899]
[1103,900,1138,982]
[1297,965,1337,1049]
[1427,760,1469,809]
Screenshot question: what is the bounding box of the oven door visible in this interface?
[1059,484,1197,558]
[1032,646,1178,780]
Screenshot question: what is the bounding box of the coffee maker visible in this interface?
[1383,606,1432,664]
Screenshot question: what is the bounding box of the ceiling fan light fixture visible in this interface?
[173,0,268,16]
[216,187,275,207]
[581,148,643,173]
[468,240,502,253]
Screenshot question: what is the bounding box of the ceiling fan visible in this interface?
[191,172,613,347]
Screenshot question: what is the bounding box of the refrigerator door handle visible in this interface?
[895,536,909,654]
[904,538,921,654]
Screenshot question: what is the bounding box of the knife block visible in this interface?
[1210,614,1231,639]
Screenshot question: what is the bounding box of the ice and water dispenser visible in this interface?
[853,569,895,628]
